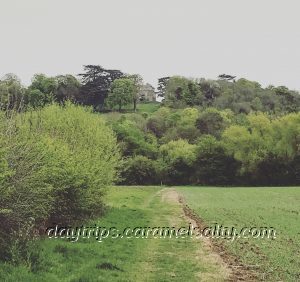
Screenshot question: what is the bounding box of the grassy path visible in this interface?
[0,186,235,281]
[131,188,231,281]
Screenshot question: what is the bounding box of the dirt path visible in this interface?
[161,188,232,281]
[163,188,257,281]
[132,187,256,281]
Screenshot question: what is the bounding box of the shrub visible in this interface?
[192,136,240,185]
[119,156,159,185]
[113,119,158,158]
[0,103,120,263]
[196,108,227,138]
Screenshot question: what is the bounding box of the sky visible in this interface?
[0,0,300,90]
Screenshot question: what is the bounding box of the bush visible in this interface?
[113,119,158,158]
[0,103,120,263]
[192,136,240,185]
[164,157,193,185]
[196,108,227,138]
[250,155,300,186]
[119,156,159,185]
[159,139,197,185]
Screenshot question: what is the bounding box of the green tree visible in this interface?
[146,107,171,138]
[159,139,197,185]
[0,74,25,111]
[126,74,143,112]
[160,139,197,165]
[78,65,124,110]
[113,119,158,158]
[165,76,203,107]
[120,156,159,185]
[26,74,57,108]
[55,75,81,103]
[107,78,135,111]
[29,74,58,95]
[196,108,228,138]
[193,135,240,185]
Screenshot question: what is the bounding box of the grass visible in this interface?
[0,186,224,281]
[135,102,160,114]
[177,186,300,281]
[1,186,299,281]
[110,102,161,114]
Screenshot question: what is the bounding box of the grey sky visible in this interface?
[1,0,300,90]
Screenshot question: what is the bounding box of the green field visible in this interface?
[111,102,161,114]
[1,186,299,281]
[178,187,300,281]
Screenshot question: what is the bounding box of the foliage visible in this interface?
[164,76,203,107]
[117,107,299,186]
[126,74,143,111]
[119,156,159,185]
[160,139,196,165]
[0,103,120,263]
[193,136,240,185]
[107,78,135,111]
[196,108,229,138]
[161,75,300,114]
[25,74,80,109]
[0,74,25,111]
[112,119,158,158]
[146,107,171,138]
[78,65,124,109]
[1,70,300,191]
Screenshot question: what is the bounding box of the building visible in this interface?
[139,83,156,102]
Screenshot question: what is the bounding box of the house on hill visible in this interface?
[139,83,156,102]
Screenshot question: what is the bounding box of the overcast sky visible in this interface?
[1,0,300,89]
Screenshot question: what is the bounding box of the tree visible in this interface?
[26,74,57,108]
[196,108,228,138]
[160,139,197,185]
[119,156,159,185]
[272,112,300,160]
[146,107,171,138]
[198,79,221,105]
[218,74,236,82]
[193,136,240,185]
[157,77,170,98]
[78,65,124,110]
[29,74,58,94]
[164,76,203,107]
[0,74,25,111]
[112,119,158,158]
[160,139,197,165]
[55,75,81,103]
[107,78,135,111]
[25,89,47,108]
[126,74,143,112]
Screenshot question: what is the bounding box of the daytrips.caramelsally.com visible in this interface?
[46,224,277,242]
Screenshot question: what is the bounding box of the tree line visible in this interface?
[0,66,143,112]
[1,66,300,114]
[108,107,299,186]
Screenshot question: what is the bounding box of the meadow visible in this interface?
[1,186,299,281]
[178,186,300,281]
[1,5,300,282]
